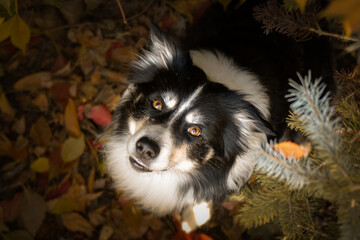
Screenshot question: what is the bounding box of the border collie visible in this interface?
[103,0,334,231]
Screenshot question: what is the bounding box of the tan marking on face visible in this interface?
[170,144,197,172]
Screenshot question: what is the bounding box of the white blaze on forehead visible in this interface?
[161,91,178,109]
[185,110,204,124]
[169,85,205,125]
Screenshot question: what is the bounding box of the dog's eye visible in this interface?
[188,126,201,136]
[152,100,162,111]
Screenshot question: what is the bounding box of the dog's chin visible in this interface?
[129,157,153,172]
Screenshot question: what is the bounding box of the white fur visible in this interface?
[105,135,196,215]
[134,32,177,70]
[190,50,270,119]
[161,91,178,109]
[169,85,204,125]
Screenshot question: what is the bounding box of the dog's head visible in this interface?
[104,25,273,215]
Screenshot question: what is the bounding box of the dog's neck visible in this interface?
[190,50,270,120]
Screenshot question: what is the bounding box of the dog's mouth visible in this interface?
[129,157,152,172]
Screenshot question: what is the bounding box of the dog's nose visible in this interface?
[136,137,160,160]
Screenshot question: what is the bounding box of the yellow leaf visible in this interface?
[61,134,85,163]
[295,0,307,13]
[0,15,15,42]
[30,157,50,173]
[51,199,80,214]
[65,98,81,137]
[0,93,15,117]
[0,17,4,24]
[10,15,31,53]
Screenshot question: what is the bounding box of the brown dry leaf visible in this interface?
[99,68,128,84]
[63,179,87,212]
[88,167,95,193]
[109,46,138,63]
[19,189,46,236]
[61,212,94,235]
[13,72,52,91]
[32,93,49,112]
[12,116,26,135]
[0,134,12,156]
[65,98,81,137]
[99,225,114,240]
[321,0,360,35]
[90,67,101,84]
[29,116,52,148]
[0,93,15,118]
[122,202,144,231]
[88,211,105,226]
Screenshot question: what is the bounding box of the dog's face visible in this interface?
[104,25,272,215]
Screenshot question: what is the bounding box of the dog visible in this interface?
[103,0,334,231]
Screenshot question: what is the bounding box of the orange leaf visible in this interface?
[274,141,306,158]
[65,98,81,137]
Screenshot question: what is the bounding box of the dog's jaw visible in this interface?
[105,134,197,215]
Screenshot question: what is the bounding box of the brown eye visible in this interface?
[152,100,162,111]
[188,126,201,136]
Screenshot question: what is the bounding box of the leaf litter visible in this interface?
[0,0,221,239]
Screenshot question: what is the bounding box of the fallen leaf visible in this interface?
[0,0,11,15]
[91,105,112,127]
[65,98,81,137]
[99,225,114,240]
[45,180,72,200]
[61,212,94,235]
[1,192,23,222]
[88,167,95,193]
[50,199,80,214]
[31,157,50,173]
[0,93,15,117]
[29,116,52,148]
[61,134,85,163]
[274,141,306,158]
[12,116,26,135]
[109,46,138,63]
[3,230,33,240]
[13,72,52,91]
[11,14,31,53]
[50,82,72,109]
[32,93,49,112]
[88,210,105,226]
[122,202,144,231]
[19,189,46,236]
[99,68,128,83]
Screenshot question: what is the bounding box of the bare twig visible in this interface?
[116,0,128,24]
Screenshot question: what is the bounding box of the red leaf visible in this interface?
[78,104,85,121]
[91,105,112,127]
[46,181,72,200]
[51,53,68,73]
[1,192,23,222]
[51,82,72,109]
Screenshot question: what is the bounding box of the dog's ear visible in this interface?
[130,23,187,79]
